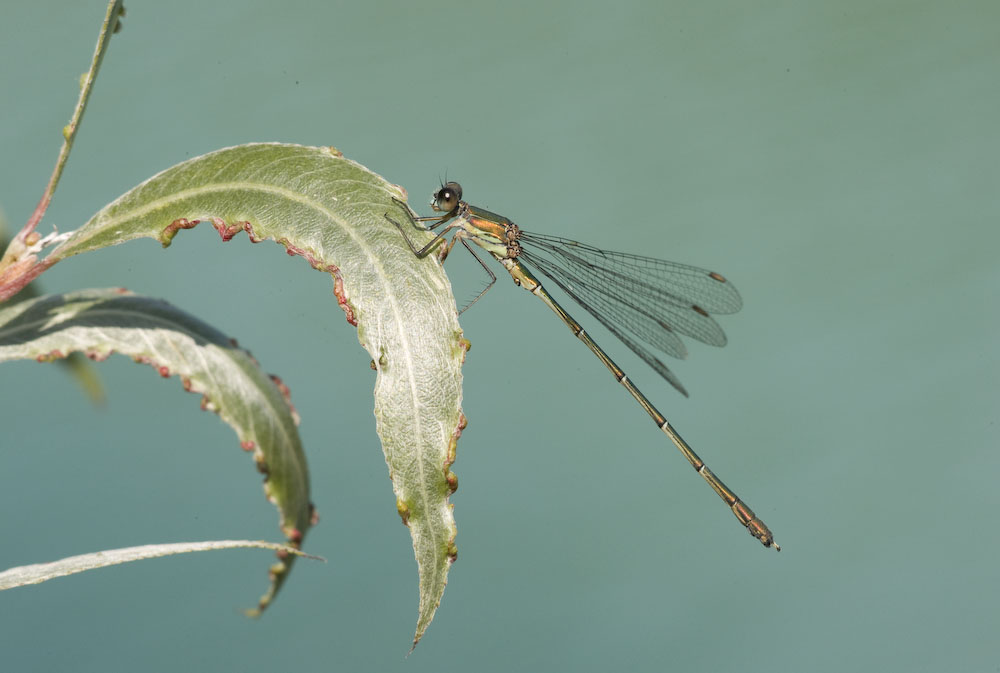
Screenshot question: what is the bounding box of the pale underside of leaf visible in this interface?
[0,540,323,591]
[47,144,466,645]
[0,288,311,610]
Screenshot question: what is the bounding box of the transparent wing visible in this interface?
[518,232,741,394]
[521,233,742,314]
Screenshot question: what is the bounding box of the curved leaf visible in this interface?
[0,540,323,592]
[2,217,105,403]
[48,144,467,645]
[0,288,311,610]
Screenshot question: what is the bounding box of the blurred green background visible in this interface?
[2,1,997,671]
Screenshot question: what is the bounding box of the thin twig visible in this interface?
[18,0,125,239]
[0,1,124,302]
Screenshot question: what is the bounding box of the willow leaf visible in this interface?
[1,217,105,403]
[47,144,466,646]
[0,288,311,610]
[0,540,323,592]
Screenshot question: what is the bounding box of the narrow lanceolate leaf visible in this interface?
[0,289,312,610]
[48,144,466,646]
[0,540,324,591]
[2,214,105,402]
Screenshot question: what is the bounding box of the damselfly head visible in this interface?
[431,182,463,213]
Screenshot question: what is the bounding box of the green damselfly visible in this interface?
[386,183,778,550]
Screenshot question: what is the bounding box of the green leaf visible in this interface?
[0,288,311,610]
[0,540,323,591]
[47,144,467,646]
[1,217,106,403]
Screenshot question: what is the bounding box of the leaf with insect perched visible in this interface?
[17,143,467,647]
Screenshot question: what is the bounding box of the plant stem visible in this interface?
[18,0,125,239]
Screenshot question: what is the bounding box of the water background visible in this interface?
[2,2,997,671]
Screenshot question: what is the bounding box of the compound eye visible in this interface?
[432,181,463,212]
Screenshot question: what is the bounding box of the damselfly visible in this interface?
[385,183,778,550]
